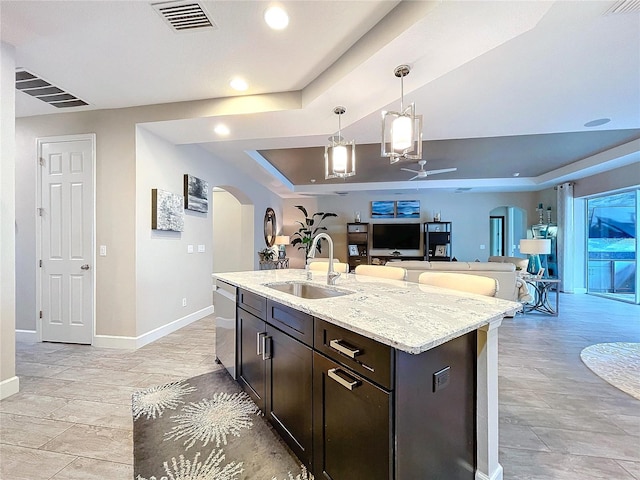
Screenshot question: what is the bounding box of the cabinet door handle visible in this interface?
[262,335,272,360]
[329,339,361,358]
[328,368,361,391]
[257,332,267,356]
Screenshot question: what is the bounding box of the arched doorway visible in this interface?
[212,186,254,273]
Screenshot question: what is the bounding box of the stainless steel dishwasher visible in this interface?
[213,279,237,379]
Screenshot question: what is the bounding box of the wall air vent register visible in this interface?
[151,1,217,32]
[15,70,88,109]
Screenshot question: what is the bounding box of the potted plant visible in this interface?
[290,205,338,256]
[258,247,276,262]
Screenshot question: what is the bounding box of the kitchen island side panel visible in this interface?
[395,330,477,480]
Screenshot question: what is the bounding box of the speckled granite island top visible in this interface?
[213,269,520,355]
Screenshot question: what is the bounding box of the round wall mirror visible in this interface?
[264,208,276,247]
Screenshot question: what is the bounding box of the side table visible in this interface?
[259,258,290,270]
[523,277,560,316]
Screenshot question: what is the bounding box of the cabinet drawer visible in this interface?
[349,257,367,265]
[348,232,368,243]
[267,300,313,347]
[313,351,392,480]
[238,288,266,319]
[315,318,394,390]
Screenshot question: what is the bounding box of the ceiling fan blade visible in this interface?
[408,174,419,181]
[400,168,419,173]
[425,167,457,175]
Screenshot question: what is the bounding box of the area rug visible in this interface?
[132,370,313,479]
[580,342,640,401]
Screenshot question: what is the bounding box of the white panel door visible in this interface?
[40,137,94,344]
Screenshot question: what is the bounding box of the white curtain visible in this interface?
[557,182,575,293]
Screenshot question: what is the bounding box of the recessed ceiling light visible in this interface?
[310,179,316,183]
[513,172,520,177]
[214,124,230,136]
[229,78,248,91]
[264,5,289,30]
[584,118,611,127]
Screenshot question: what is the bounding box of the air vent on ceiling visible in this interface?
[15,70,89,109]
[152,1,217,32]
[455,188,472,193]
[603,0,640,15]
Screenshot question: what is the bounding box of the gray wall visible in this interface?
[1,41,17,394]
[15,106,282,340]
[283,191,539,265]
[574,163,640,198]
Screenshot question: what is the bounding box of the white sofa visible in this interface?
[392,260,530,303]
[488,255,529,271]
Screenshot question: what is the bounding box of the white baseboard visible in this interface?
[0,376,20,400]
[559,288,587,294]
[92,333,138,349]
[476,464,503,480]
[15,330,38,343]
[93,305,214,349]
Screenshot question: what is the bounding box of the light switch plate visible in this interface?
[187,245,194,254]
[197,244,205,253]
[99,245,107,256]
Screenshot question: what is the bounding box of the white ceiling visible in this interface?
[3,0,639,197]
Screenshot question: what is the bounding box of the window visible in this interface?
[587,189,639,304]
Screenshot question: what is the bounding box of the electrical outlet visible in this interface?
[433,366,451,392]
[480,244,486,250]
[187,245,194,254]
[182,298,187,307]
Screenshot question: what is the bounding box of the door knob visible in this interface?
[81,264,90,270]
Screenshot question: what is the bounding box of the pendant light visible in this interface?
[325,106,356,179]
[381,65,423,164]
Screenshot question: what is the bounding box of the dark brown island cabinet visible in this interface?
[236,288,476,480]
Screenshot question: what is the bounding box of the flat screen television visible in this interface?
[372,223,421,250]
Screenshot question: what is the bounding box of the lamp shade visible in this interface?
[381,65,423,163]
[275,236,290,245]
[519,239,551,255]
[325,106,356,179]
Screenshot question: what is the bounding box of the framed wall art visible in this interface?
[152,189,184,232]
[396,200,420,219]
[184,174,209,213]
[371,200,395,218]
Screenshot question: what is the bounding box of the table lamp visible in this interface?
[275,236,290,259]
[519,239,551,275]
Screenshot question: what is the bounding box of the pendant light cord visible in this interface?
[400,73,404,112]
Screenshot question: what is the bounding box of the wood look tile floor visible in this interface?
[1,294,638,479]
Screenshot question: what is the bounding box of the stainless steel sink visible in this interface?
[264,282,353,299]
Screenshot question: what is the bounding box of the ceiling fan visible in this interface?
[400,160,457,181]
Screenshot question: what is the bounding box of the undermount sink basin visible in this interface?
[264,282,353,299]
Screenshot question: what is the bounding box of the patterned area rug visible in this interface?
[580,342,640,400]
[132,370,312,480]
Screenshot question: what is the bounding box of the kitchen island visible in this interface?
[213,269,518,480]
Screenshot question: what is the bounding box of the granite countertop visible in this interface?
[213,269,520,355]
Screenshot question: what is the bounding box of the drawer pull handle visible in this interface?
[328,368,361,391]
[257,332,267,356]
[262,335,272,360]
[329,339,361,358]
